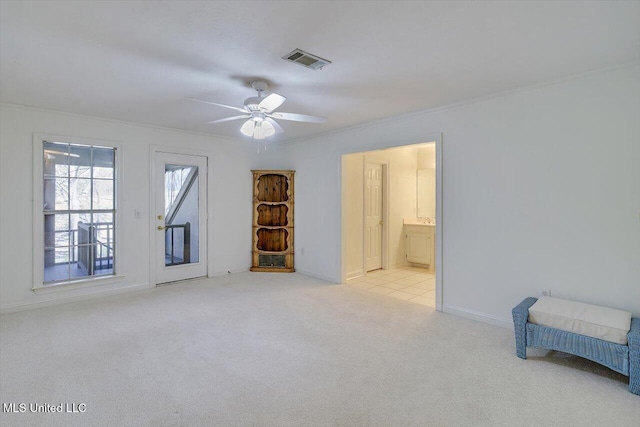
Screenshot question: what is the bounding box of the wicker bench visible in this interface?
[512,297,640,395]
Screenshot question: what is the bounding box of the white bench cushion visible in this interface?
[528,296,632,345]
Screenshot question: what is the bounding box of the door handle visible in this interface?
[157,225,165,230]
[379,221,384,225]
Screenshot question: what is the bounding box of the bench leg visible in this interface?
[631,374,639,396]
[629,318,639,395]
[512,297,537,360]
[514,317,527,359]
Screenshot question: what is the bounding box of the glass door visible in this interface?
[154,152,207,284]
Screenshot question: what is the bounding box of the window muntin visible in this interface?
[43,141,116,284]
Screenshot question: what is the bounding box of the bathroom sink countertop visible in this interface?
[403,219,436,226]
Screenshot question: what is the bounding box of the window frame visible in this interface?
[32,133,123,292]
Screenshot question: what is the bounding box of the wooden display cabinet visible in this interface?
[250,170,294,272]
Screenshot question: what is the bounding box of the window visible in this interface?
[42,141,116,284]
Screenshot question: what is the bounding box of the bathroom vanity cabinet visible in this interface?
[404,224,435,270]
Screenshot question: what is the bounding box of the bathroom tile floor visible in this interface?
[346,266,435,307]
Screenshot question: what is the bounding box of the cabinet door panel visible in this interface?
[406,232,430,264]
[256,204,288,226]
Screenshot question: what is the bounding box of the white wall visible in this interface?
[0,104,258,312]
[262,64,640,322]
[416,144,437,219]
[343,154,364,278]
[417,168,436,219]
[417,145,436,169]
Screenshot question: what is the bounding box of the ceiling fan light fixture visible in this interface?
[192,79,326,140]
[253,122,266,140]
[240,118,275,139]
[261,120,275,137]
[240,119,255,137]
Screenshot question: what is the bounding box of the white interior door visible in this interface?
[365,163,383,272]
[154,152,207,284]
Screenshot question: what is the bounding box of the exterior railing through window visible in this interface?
[165,222,190,266]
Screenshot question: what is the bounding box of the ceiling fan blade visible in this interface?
[265,117,284,134]
[268,112,327,123]
[258,93,286,113]
[240,119,256,137]
[207,115,250,124]
[189,98,248,113]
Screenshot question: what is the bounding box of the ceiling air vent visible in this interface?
[282,49,331,70]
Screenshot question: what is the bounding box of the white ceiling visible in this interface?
[1,1,638,142]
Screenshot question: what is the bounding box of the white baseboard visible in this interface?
[295,268,338,283]
[210,267,250,277]
[442,304,513,330]
[0,283,150,314]
[390,261,409,269]
[346,269,365,280]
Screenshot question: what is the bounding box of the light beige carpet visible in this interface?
[1,272,638,426]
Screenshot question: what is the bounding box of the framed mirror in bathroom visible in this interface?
[417,168,436,220]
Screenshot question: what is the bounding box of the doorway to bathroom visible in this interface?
[341,141,441,309]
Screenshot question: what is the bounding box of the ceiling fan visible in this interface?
[190,81,326,140]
